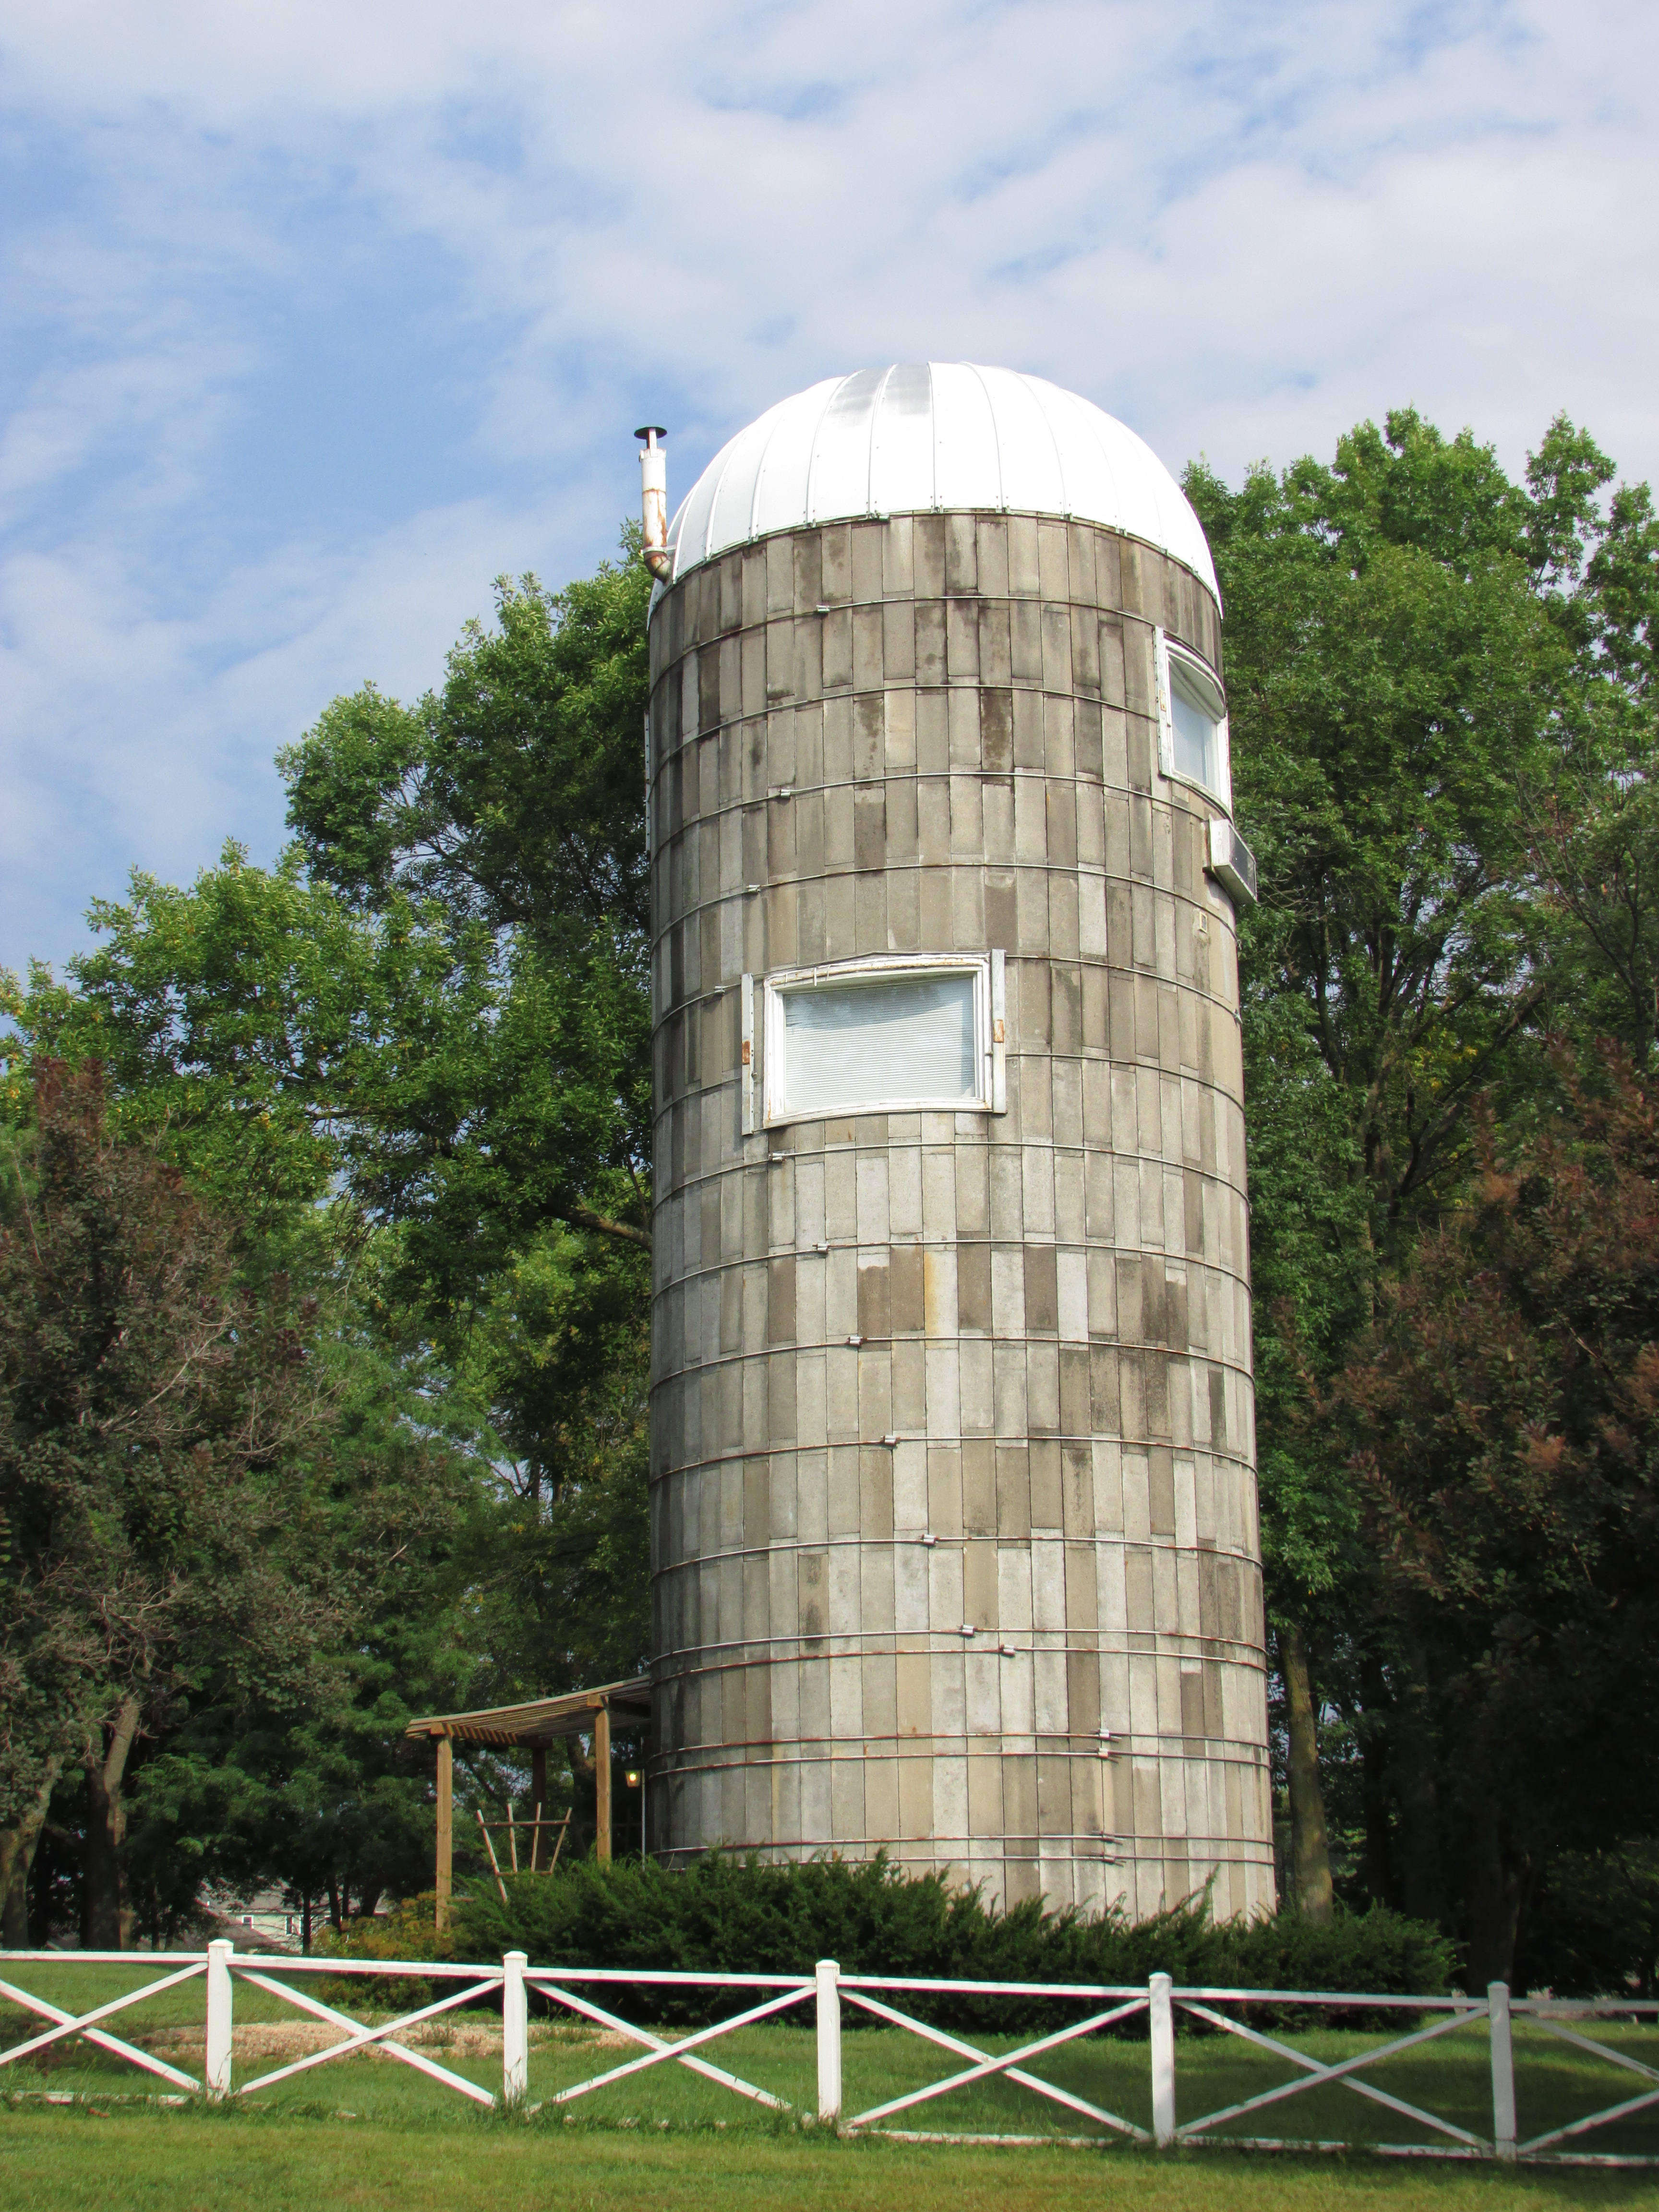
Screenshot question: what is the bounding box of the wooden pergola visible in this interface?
[405,1677,651,1929]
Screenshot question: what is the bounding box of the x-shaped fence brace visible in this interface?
[1173,1998,1490,2151]
[230,1969,505,2106]
[841,1988,1151,2139]
[1515,2015,1659,2158]
[523,1974,814,2111]
[0,1962,205,2095]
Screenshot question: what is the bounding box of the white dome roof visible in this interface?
[662,363,1217,598]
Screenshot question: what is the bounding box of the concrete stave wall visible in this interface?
[646,510,1274,1919]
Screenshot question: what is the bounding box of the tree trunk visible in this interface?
[1465,1790,1527,1989]
[1396,1761,1447,1925]
[1279,1623,1334,1921]
[1394,1651,1447,1927]
[0,1755,62,1948]
[0,1860,26,1949]
[1357,1659,1395,1907]
[81,1698,141,1951]
[301,1892,313,1956]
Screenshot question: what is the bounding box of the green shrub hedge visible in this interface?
[446,1854,1454,2030]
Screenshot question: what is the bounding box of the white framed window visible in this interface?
[1155,628,1231,810]
[742,952,1006,1131]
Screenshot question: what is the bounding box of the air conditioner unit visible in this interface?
[1207,817,1259,906]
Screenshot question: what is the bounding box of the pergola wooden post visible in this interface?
[435,1733,453,1933]
[595,1703,612,1864]
[407,1677,650,1926]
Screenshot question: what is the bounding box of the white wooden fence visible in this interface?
[1,1946,1655,2165]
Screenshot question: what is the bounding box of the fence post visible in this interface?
[815,1959,842,2126]
[1149,1972,1176,2147]
[502,1950,529,2107]
[1488,1981,1516,2160]
[204,1938,234,2100]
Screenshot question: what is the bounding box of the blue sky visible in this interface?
[4,0,1657,972]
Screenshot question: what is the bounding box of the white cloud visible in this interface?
[3,0,1656,967]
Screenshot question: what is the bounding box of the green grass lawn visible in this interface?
[6,2110,1659,2212]
[4,1961,1659,2209]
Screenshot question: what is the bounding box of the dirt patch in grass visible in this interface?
[133,2020,634,2064]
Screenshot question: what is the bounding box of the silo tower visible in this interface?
[640,366,1272,1919]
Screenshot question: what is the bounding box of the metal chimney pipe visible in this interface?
[636,426,672,582]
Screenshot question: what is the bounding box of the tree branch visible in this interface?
[552,1201,651,1250]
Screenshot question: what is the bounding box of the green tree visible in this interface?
[1186,409,1649,1923]
[279,561,653,1272]
[1190,412,1563,1246]
[1340,1051,1659,1984]
[275,558,656,1702]
[1522,452,1659,1067]
[1,553,656,1785]
[0,1063,336,1945]
[124,1304,487,1944]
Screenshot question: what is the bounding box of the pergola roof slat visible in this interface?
[405,1677,651,1749]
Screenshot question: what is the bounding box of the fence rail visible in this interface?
[1,1945,1654,2165]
